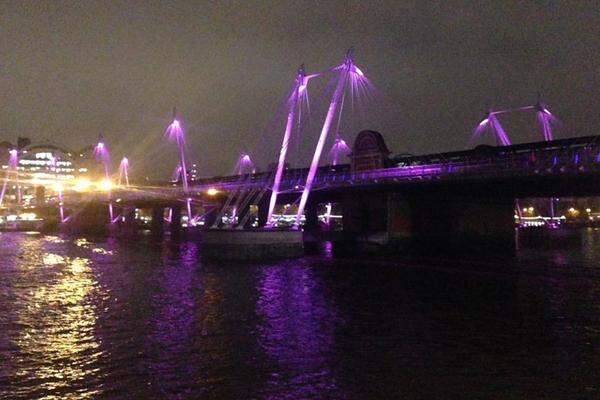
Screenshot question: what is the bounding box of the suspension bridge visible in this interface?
[1,49,596,256]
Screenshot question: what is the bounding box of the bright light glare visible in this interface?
[73,178,92,192]
[207,188,218,196]
[97,178,113,192]
[53,182,64,192]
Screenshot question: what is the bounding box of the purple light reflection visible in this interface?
[144,242,199,396]
[256,261,341,398]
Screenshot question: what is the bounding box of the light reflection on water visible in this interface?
[2,237,103,398]
[0,230,599,399]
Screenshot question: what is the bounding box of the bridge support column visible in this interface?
[258,197,269,228]
[170,205,182,235]
[65,202,109,234]
[337,192,516,255]
[151,206,164,235]
[304,201,319,232]
[203,207,217,229]
[341,192,389,243]
[123,206,137,233]
[387,194,516,254]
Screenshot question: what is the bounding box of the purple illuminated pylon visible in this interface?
[164,107,193,225]
[472,110,511,146]
[94,135,114,222]
[237,153,255,175]
[328,133,351,166]
[535,95,558,142]
[118,157,130,186]
[295,49,364,227]
[171,165,182,182]
[266,64,312,227]
[0,149,19,207]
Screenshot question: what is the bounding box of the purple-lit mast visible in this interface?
[473,110,511,146]
[535,95,556,142]
[94,135,114,222]
[329,133,350,166]
[165,108,193,224]
[265,65,307,227]
[295,49,356,227]
[237,153,255,175]
[118,157,130,186]
[0,149,19,207]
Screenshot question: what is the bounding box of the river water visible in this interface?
[1,230,599,399]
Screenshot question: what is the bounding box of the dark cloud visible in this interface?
[1,1,598,178]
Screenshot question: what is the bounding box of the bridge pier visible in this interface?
[258,197,269,227]
[388,194,516,254]
[170,205,182,235]
[304,201,319,232]
[151,206,164,235]
[64,201,109,234]
[336,192,516,255]
[121,206,137,234]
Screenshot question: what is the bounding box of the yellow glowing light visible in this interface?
[207,188,219,196]
[586,208,592,213]
[97,178,113,192]
[19,212,37,220]
[73,178,92,192]
[53,182,64,192]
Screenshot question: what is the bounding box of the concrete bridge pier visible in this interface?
[151,206,164,235]
[170,205,182,235]
[335,192,516,255]
[302,201,320,253]
[257,197,269,228]
[121,206,137,234]
[64,201,110,234]
[203,206,218,229]
[396,194,517,254]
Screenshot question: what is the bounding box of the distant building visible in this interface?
[0,139,97,207]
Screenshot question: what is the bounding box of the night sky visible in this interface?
[1,1,598,178]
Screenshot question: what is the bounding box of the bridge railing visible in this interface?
[191,136,600,193]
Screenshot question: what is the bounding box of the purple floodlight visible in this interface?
[472,111,511,146]
[94,134,114,222]
[237,153,255,175]
[535,97,558,141]
[328,134,351,166]
[164,107,192,224]
[93,136,109,162]
[8,149,18,167]
[171,165,182,182]
[118,157,130,186]
[0,149,19,207]
[295,49,361,227]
